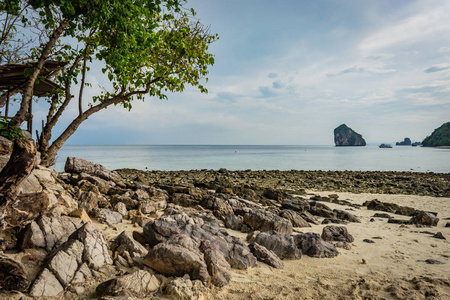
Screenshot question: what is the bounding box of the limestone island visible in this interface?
[334,124,366,146]
[422,121,450,147]
[396,138,411,146]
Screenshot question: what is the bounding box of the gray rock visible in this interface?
[65,156,125,186]
[281,198,310,213]
[163,275,210,299]
[29,268,64,297]
[300,211,320,225]
[96,270,159,298]
[243,209,293,235]
[91,208,123,225]
[254,231,301,260]
[110,231,148,258]
[321,226,355,243]
[410,211,439,226]
[224,214,244,230]
[200,240,232,287]
[249,242,284,269]
[201,195,234,221]
[114,202,128,217]
[333,209,361,223]
[321,218,349,225]
[280,209,311,227]
[309,206,337,218]
[47,240,84,286]
[293,233,339,258]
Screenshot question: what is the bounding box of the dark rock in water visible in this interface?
[321,226,354,243]
[254,231,301,260]
[96,270,160,298]
[0,254,30,292]
[363,239,375,243]
[293,233,339,258]
[249,242,284,269]
[432,232,446,240]
[200,240,232,287]
[143,234,210,284]
[280,209,311,228]
[243,209,293,235]
[410,211,439,226]
[322,218,349,225]
[396,138,412,146]
[334,124,366,146]
[281,198,310,213]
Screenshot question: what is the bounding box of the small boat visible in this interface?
[379,144,392,148]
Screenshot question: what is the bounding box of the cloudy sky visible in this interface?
[31,0,450,145]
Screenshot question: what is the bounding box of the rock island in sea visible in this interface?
[334,124,366,146]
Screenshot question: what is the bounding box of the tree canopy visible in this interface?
[0,0,218,165]
[422,122,450,147]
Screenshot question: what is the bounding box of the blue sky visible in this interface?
[28,0,450,145]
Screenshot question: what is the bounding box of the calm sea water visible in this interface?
[52,145,450,173]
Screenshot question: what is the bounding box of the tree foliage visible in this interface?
[0,0,218,166]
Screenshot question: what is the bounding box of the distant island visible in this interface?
[334,124,366,146]
[422,122,450,147]
[396,138,411,146]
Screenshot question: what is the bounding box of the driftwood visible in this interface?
[0,254,31,291]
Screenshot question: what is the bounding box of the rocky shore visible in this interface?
[0,157,448,299]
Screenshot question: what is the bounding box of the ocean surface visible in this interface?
[52,145,450,173]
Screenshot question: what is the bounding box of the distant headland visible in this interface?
[334,124,366,146]
[422,122,450,147]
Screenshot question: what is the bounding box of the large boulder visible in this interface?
[249,242,284,269]
[281,198,310,213]
[334,124,366,146]
[293,233,339,258]
[201,195,234,221]
[280,209,311,228]
[242,209,293,235]
[321,226,354,243]
[200,240,232,287]
[364,199,417,216]
[254,231,301,260]
[410,211,439,226]
[96,270,159,298]
[65,156,125,186]
[110,231,148,258]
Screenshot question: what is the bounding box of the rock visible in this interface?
[0,254,30,292]
[446,222,450,228]
[65,156,125,186]
[227,197,263,211]
[321,226,354,243]
[334,209,361,223]
[300,211,320,225]
[243,209,293,235]
[246,231,260,244]
[110,231,148,258]
[171,193,200,207]
[69,208,91,222]
[201,194,234,221]
[281,198,310,213]
[310,206,336,218]
[29,268,64,297]
[293,233,339,258]
[163,275,209,300]
[96,270,159,298]
[425,259,445,264]
[363,239,375,243]
[143,234,210,284]
[388,219,411,225]
[410,211,439,226]
[77,180,104,212]
[139,200,157,214]
[19,215,83,252]
[224,214,244,230]
[334,124,366,146]
[373,213,392,219]
[254,231,301,260]
[249,242,284,269]
[396,137,412,146]
[200,240,232,287]
[91,208,123,225]
[46,239,84,286]
[2,191,50,229]
[280,209,311,227]
[264,188,289,200]
[432,232,446,240]
[114,202,128,217]
[79,172,111,194]
[321,218,349,225]
[364,199,417,216]
[0,136,13,155]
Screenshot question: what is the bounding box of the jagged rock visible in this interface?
[91,208,123,225]
[77,180,104,212]
[224,214,244,230]
[111,194,138,210]
[69,208,91,222]
[321,226,354,243]
[143,234,210,284]
[334,124,366,146]
[293,233,339,258]
[322,218,349,225]
[29,268,64,297]
[410,211,439,226]
[114,202,128,217]
[227,197,263,211]
[334,209,361,223]
[310,206,337,218]
[200,240,232,287]
[254,231,301,260]
[373,213,392,219]
[110,231,148,258]
[364,199,417,216]
[246,231,260,244]
[171,193,200,207]
[0,254,30,292]
[79,173,111,194]
[46,239,84,286]
[243,209,293,235]
[163,275,209,300]
[96,270,159,298]
[143,210,256,270]
[281,198,310,213]
[19,215,83,252]
[65,156,125,186]
[300,211,320,225]
[201,195,234,221]
[249,242,284,269]
[264,188,289,200]
[280,209,311,227]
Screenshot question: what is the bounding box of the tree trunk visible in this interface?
[0,138,37,210]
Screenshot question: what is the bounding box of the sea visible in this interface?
[52,145,450,173]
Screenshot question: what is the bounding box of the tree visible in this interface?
[1,0,218,166]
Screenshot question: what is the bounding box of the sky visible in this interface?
[26,0,450,145]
